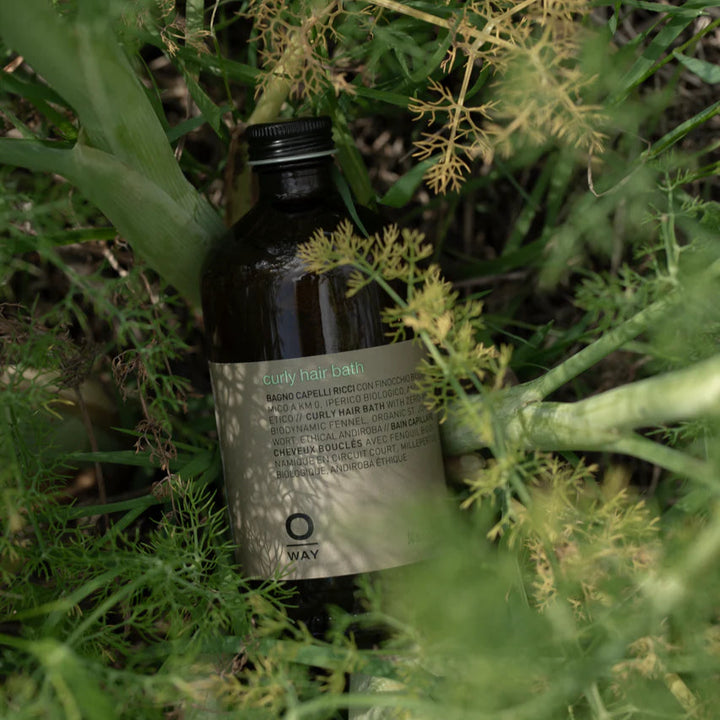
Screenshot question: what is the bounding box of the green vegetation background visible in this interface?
[1,1,720,718]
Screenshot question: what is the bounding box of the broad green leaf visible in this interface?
[185,0,205,40]
[0,137,77,174]
[67,142,222,305]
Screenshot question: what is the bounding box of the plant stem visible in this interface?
[585,683,611,720]
[365,0,515,50]
[519,296,673,403]
[532,354,720,435]
[607,435,714,488]
[354,256,533,506]
[223,0,337,225]
[0,3,225,304]
[661,174,680,280]
[73,387,106,507]
[628,16,720,99]
[442,353,720,484]
[441,33,484,176]
[247,0,337,125]
[246,24,306,125]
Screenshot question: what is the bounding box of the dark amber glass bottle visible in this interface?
[203,118,385,365]
[202,117,444,637]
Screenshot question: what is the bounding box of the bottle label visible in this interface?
[209,340,445,580]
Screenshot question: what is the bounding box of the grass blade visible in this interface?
[645,100,720,159]
[613,1,705,100]
[673,50,720,84]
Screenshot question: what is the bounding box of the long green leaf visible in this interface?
[0,137,222,303]
[181,65,228,139]
[185,0,205,41]
[0,71,77,138]
[674,50,720,84]
[613,0,705,100]
[353,84,411,108]
[64,494,160,520]
[68,143,222,304]
[0,0,221,226]
[502,156,555,256]
[172,45,260,84]
[2,568,122,624]
[332,107,375,208]
[255,638,409,681]
[645,100,720,159]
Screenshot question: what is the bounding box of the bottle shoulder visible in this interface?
[202,198,379,277]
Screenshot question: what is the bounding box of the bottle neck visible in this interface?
[255,157,336,203]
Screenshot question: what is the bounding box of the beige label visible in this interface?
[209,340,445,580]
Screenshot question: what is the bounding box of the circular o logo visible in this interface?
[285,512,314,541]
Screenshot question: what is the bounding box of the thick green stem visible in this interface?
[246,22,309,126]
[0,139,221,305]
[0,0,214,214]
[442,354,720,483]
[224,21,313,225]
[607,435,714,488]
[224,0,337,224]
[521,353,720,440]
[0,0,225,303]
[520,297,673,403]
[516,259,720,404]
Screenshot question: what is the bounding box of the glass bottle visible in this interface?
[201,116,445,638]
